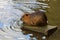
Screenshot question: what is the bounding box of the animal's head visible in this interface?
[21,13,32,25]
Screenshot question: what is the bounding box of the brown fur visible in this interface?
[21,11,47,26]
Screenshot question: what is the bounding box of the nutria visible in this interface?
[21,11,47,26]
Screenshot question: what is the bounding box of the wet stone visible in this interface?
[21,25,57,36]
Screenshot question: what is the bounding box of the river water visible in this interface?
[0,0,49,40]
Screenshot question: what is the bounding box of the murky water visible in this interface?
[46,0,60,40]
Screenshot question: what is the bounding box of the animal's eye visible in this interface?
[25,14,28,16]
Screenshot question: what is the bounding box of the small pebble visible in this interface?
[42,36,46,40]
